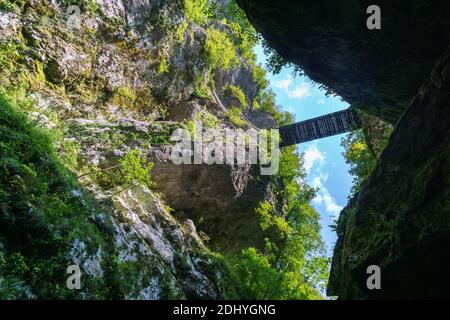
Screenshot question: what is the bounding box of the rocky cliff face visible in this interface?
[237,0,450,123]
[328,47,450,299]
[0,0,277,298]
[237,0,450,298]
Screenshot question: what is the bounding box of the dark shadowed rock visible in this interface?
[328,47,450,299]
[151,162,271,253]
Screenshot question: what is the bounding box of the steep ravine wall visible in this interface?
[329,47,450,299]
[237,0,450,298]
[237,0,450,123]
[0,0,278,298]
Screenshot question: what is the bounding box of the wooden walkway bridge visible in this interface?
[278,109,361,147]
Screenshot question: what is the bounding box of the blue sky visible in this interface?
[255,46,353,256]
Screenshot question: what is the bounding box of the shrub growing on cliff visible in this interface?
[341,124,391,195]
[60,0,99,14]
[0,41,20,71]
[341,129,378,196]
[193,74,211,98]
[226,106,246,127]
[184,0,211,26]
[111,86,137,109]
[119,149,154,189]
[254,89,282,124]
[225,85,248,108]
[174,21,189,44]
[0,41,22,87]
[252,65,268,91]
[196,110,219,129]
[204,27,239,71]
[341,112,393,196]
[257,201,291,239]
[0,0,25,11]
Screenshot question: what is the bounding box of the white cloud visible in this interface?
[316,98,326,104]
[312,189,343,218]
[273,77,311,99]
[285,105,300,117]
[311,173,329,189]
[311,172,343,218]
[303,144,325,173]
[303,144,343,218]
[288,83,311,99]
[311,176,322,189]
[273,76,293,91]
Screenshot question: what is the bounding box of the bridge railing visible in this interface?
[278,109,361,147]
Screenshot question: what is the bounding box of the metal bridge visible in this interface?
[278,109,361,147]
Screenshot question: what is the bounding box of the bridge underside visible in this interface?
[278,109,361,147]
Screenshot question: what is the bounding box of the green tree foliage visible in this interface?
[261,39,292,75]
[184,0,212,26]
[219,1,258,63]
[226,106,246,127]
[227,248,278,299]
[0,91,111,298]
[228,189,328,299]
[217,0,258,44]
[253,89,282,124]
[341,129,377,195]
[341,112,392,196]
[204,27,239,71]
[60,0,99,13]
[95,148,154,193]
[224,85,248,108]
[226,112,328,299]
[257,201,291,239]
[251,64,268,90]
[117,149,154,190]
[216,1,267,89]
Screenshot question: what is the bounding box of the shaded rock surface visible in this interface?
[328,47,450,299]
[78,186,231,299]
[151,162,270,253]
[237,0,450,123]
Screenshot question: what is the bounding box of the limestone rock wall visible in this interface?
[0,0,275,298]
